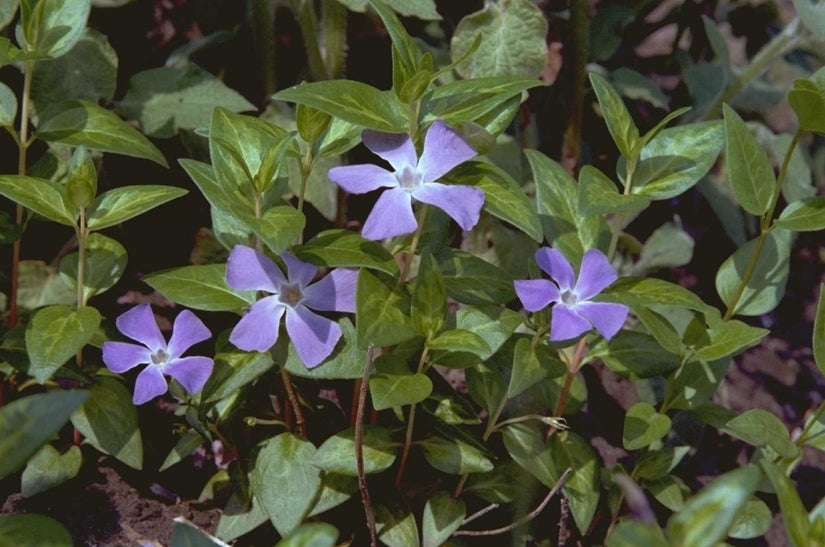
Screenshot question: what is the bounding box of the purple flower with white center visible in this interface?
[327,119,484,240]
[102,304,214,405]
[514,247,629,341]
[226,245,357,368]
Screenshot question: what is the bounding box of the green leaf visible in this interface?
[728,498,772,540]
[632,307,683,355]
[87,185,187,231]
[375,498,420,547]
[276,523,338,547]
[612,67,671,110]
[71,377,143,469]
[455,305,523,360]
[777,196,825,231]
[527,149,609,265]
[295,229,399,276]
[422,491,465,547]
[647,474,689,511]
[589,330,680,379]
[18,0,90,58]
[170,518,225,546]
[793,0,825,38]
[723,104,775,215]
[312,426,397,475]
[0,390,88,480]
[815,283,825,376]
[286,154,338,220]
[763,460,811,547]
[143,264,255,312]
[578,165,650,216]
[117,64,254,138]
[724,409,798,459]
[632,219,694,273]
[26,305,100,383]
[21,444,82,497]
[215,494,268,542]
[274,80,406,132]
[635,446,690,481]
[446,160,543,241]
[36,100,167,166]
[426,77,543,130]
[451,0,547,79]
[59,233,127,303]
[667,359,729,411]
[356,269,416,348]
[665,466,760,547]
[590,72,639,159]
[370,356,432,410]
[0,81,17,126]
[623,402,671,450]
[507,337,547,398]
[464,461,526,503]
[201,349,274,403]
[308,472,357,518]
[421,393,480,425]
[246,206,305,255]
[465,361,506,414]
[606,521,668,547]
[603,277,716,315]
[437,248,514,305]
[0,1,19,29]
[285,318,365,379]
[251,433,322,537]
[16,260,75,309]
[427,329,490,356]
[715,229,792,316]
[0,514,72,547]
[159,429,203,472]
[694,320,768,361]
[420,435,493,474]
[0,174,76,226]
[365,0,420,81]
[788,79,825,134]
[411,253,446,339]
[179,158,256,235]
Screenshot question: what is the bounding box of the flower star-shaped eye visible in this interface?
[327,119,484,240]
[225,245,357,368]
[514,247,629,341]
[102,304,214,405]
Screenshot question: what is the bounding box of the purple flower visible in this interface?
[327,119,484,240]
[102,304,214,405]
[514,247,628,341]
[226,245,357,368]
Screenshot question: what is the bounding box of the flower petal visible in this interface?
[362,129,417,171]
[535,247,575,292]
[361,188,417,240]
[549,304,592,341]
[574,301,628,341]
[412,182,484,231]
[164,356,214,394]
[115,304,165,352]
[282,252,318,287]
[574,248,618,301]
[285,306,343,368]
[166,310,211,359]
[229,296,286,352]
[102,341,152,373]
[418,120,477,182]
[303,268,358,312]
[327,164,397,194]
[514,279,559,312]
[226,245,286,293]
[133,365,167,405]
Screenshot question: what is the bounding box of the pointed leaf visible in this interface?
[294,229,399,276]
[623,402,671,450]
[578,165,650,216]
[18,0,90,58]
[21,444,82,497]
[422,491,465,547]
[762,460,811,547]
[143,264,255,312]
[312,426,397,475]
[26,305,101,383]
[590,72,639,159]
[776,196,825,231]
[420,435,493,474]
[356,269,416,348]
[723,104,775,215]
[59,233,127,302]
[0,175,76,226]
[0,514,72,547]
[87,185,187,231]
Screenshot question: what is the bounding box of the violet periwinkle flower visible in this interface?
[514,247,629,341]
[102,304,214,405]
[327,119,484,240]
[226,245,357,368]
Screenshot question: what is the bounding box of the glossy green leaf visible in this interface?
[26,305,100,383]
[777,196,825,231]
[0,175,76,226]
[724,409,798,459]
[815,283,825,376]
[665,466,760,547]
[170,517,227,547]
[715,229,791,316]
[612,67,670,110]
[508,337,547,398]
[274,80,405,132]
[365,0,420,81]
[728,498,772,540]
[793,0,825,39]
[422,491,465,547]
[590,72,639,159]
[0,514,72,547]
[375,499,420,547]
[286,154,338,221]
[0,81,16,126]
[464,461,526,503]
[465,361,506,414]
[117,64,254,138]
[159,429,203,472]
[21,444,82,497]
[723,104,775,215]
[201,349,274,403]
[0,390,88,480]
[308,472,357,518]
[36,100,166,166]
[71,377,143,469]
[455,305,522,360]
[411,253,447,339]
[58,233,126,303]
[276,523,338,547]
[426,329,490,356]
[0,1,18,29]
[788,80,825,134]
[437,248,515,305]
[426,77,542,130]
[251,433,322,537]
[215,494,268,543]
[647,474,689,512]
[18,0,90,58]
[312,426,396,476]
[589,330,679,379]
[356,269,416,348]
[578,165,650,216]
[606,521,668,547]
[451,0,548,79]
[421,435,493,474]
[632,307,682,355]
[694,320,768,361]
[179,158,255,227]
[762,460,811,547]
[421,393,480,425]
[246,206,305,255]
[667,359,729,411]
[16,260,74,309]
[86,185,187,231]
[295,229,399,276]
[623,402,671,450]
[603,277,716,315]
[635,446,690,481]
[370,357,432,410]
[632,219,694,273]
[143,264,255,312]
[285,318,364,379]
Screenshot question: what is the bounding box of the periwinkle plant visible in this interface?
[1,0,825,546]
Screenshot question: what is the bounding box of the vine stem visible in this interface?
[606,157,636,260]
[394,347,429,487]
[399,204,429,284]
[75,209,87,366]
[291,0,330,81]
[355,344,378,547]
[9,60,34,329]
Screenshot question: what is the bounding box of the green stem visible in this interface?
[322,0,347,80]
[250,0,277,95]
[399,204,429,284]
[291,0,330,81]
[607,158,636,260]
[795,401,825,448]
[561,0,588,170]
[394,347,429,487]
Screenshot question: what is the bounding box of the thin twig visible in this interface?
[355,344,378,547]
[558,496,570,547]
[460,502,501,526]
[279,366,306,437]
[453,467,574,537]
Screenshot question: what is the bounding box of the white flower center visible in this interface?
[279,283,303,307]
[151,349,169,365]
[395,165,423,192]
[561,290,578,307]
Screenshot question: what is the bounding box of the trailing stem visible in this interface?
[355,345,378,547]
[607,157,636,260]
[394,347,429,487]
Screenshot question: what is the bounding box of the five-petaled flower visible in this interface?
[514,247,628,341]
[102,304,214,405]
[226,245,357,368]
[327,119,484,240]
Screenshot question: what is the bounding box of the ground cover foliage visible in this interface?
[1,0,825,545]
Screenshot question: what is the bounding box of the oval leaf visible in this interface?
[87,185,187,231]
[143,264,255,312]
[26,305,101,383]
